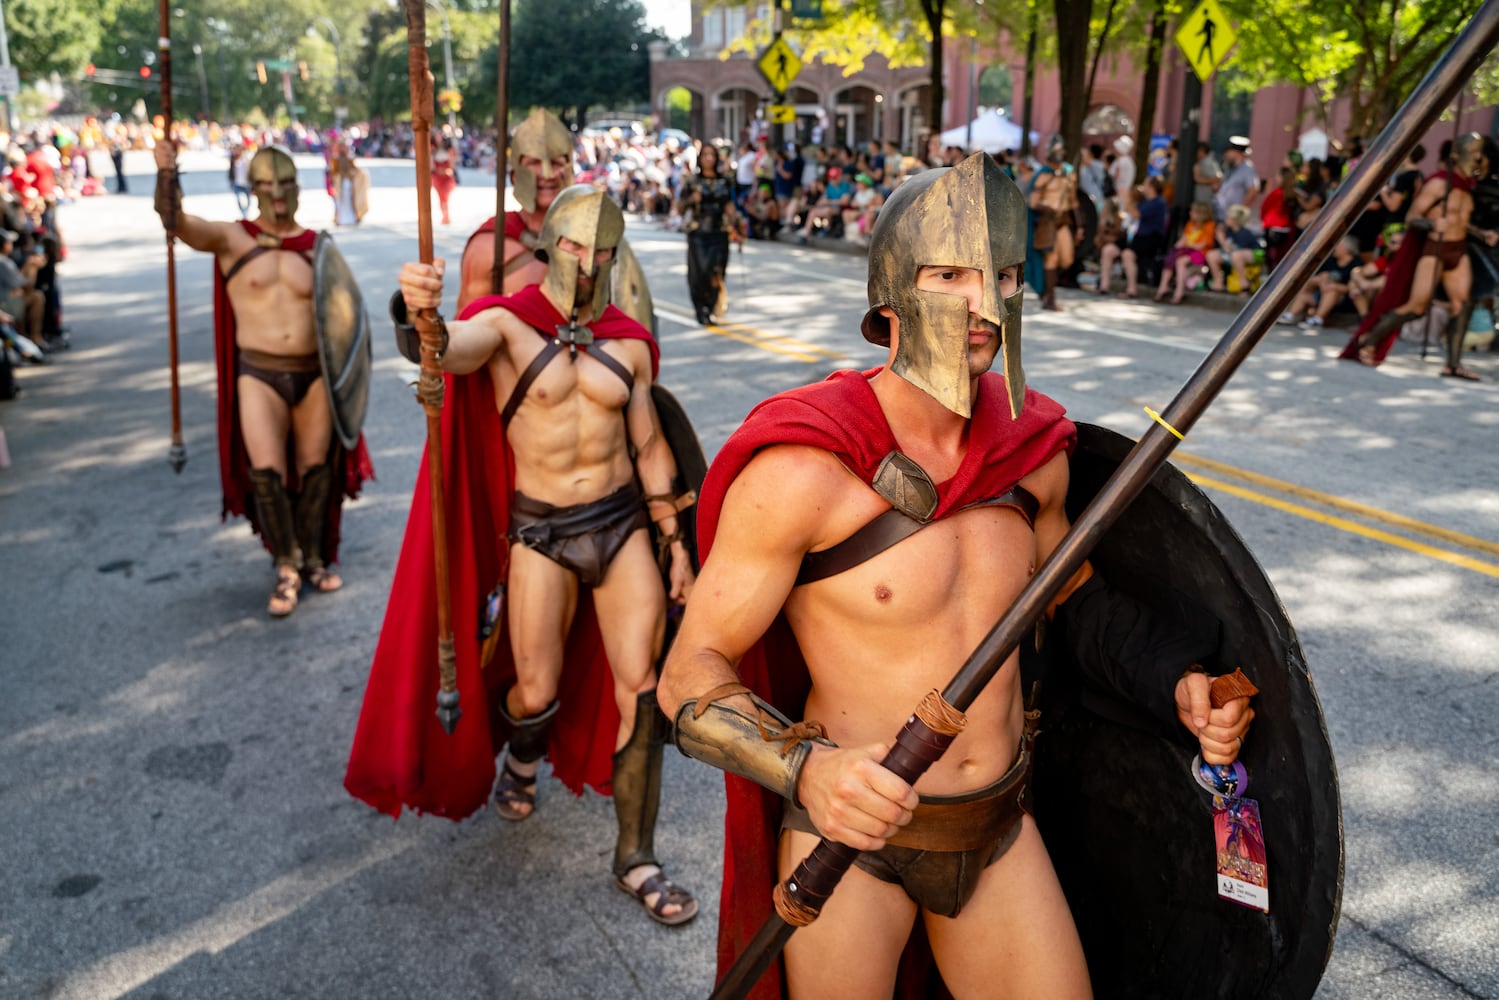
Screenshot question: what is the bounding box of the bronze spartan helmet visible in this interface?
[248,146,299,222]
[533,185,624,320]
[510,108,575,213]
[861,152,1028,419]
[1453,132,1488,178]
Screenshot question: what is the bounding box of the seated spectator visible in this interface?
[793,166,853,243]
[34,234,64,344]
[1155,200,1217,304]
[1207,204,1263,293]
[1260,166,1300,271]
[744,181,781,239]
[1094,197,1127,294]
[1278,235,1363,329]
[0,228,47,348]
[1120,176,1170,298]
[1349,225,1405,318]
[841,172,884,242]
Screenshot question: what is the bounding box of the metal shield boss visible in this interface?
[312,233,372,450]
[535,185,624,320]
[861,153,1027,418]
[249,146,299,223]
[509,108,574,213]
[1030,424,1342,999]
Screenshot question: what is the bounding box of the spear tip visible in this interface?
[168,443,187,474]
[435,689,462,735]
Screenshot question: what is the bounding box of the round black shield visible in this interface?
[1031,424,1343,1000]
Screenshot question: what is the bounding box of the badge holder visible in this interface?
[1192,669,1269,912]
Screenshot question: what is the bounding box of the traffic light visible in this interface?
[298,61,309,82]
[85,63,95,78]
[140,66,151,79]
[256,61,267,84]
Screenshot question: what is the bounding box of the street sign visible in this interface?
[756,37,802,94]
[0,66,19,99]
[1174,0,1237,83]
[767,104,796,125]
[790,0,824,18]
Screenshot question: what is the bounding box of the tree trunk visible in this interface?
[1053,0,1093,156]
[1021,8,1037,157]
[925,0,945,135]
[1135,0,1167,180]
[1084,0,1120,122]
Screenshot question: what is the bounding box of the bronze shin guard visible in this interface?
[1042,268,1058,308]
[249,467,298,568]
[611,689,666,877]
[1360,309,1412,348]
[500,694,559,765]
[293,463,333,571]
[1447,309,1470,370]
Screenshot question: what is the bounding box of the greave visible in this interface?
[1042,268,1058,308]
[1360,310,1413,348]
[248,467,298,568]
[294,463,333,572]
[1447,307,1471,370]
[611,689,665,877]
[500,694,559,765]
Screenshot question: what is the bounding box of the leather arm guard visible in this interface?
[1051,572,1222,737]
[674,683,834,807]
[389,290,448,365]
[154,169,182,225]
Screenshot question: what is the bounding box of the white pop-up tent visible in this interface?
[938,110,1032,154]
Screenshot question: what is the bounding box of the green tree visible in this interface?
[5,0,120,80]
[466,0,661,128]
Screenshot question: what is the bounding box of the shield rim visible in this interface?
[313,232,372,451]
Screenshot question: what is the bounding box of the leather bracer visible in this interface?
[155,169,182,226]
[389,290,448,365]
[673,683,834,807]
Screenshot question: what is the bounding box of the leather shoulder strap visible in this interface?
[796,484,1040,586]
[587,343,635,395]
[501,337,562,426]
[222,246,269,286]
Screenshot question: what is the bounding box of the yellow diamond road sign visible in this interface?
[757,37,802,94]
[1175,0,1237,83]
[767,104,796,125]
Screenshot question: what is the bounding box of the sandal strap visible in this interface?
[635,872,693,912]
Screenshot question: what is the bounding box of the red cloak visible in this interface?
[344,283,660,820]
[1340,170,1474,365]
[697,368,1076,999]
[211,219,373,561]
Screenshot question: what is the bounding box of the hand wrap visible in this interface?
[390,290,448,365]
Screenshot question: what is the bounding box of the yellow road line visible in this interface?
[1186,472,1499,579]
[1176,451,1499,560]
[696,322,825,363]
[710,319,849,361]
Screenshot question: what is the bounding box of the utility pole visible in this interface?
[427,0,456,132]
[0,0,17,136]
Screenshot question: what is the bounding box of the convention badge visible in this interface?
[1213,795,1270,912]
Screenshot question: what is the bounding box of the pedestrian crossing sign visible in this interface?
[757,37,803,94]
[1175,0,1237,82]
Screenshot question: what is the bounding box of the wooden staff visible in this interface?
[489,0,511,295]
[157,0,186,474]
[401,0,461,734]
[711,2,1499,996]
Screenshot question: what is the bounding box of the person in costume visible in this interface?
[347,185,699,926]
[153,141,373,617]
[1030,141,1080,311]
[454,108,654,330]
[657,154,1254,998]
[327,139,367,227]
[1341,133,1493,380]
[431,128,458,226]
[681,144,737,326]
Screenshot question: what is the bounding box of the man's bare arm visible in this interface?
[396,259,505,374]
[1030,452,1253,764]
[1407,175,1450,223]
[621,342,694,602]
[152,141,233,256]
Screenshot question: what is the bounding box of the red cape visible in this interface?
[343,284,658,820]
[699,368,1076,999]
[1341,171,1473,364]
[211,219,373,561]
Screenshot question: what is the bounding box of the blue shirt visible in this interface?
[1136,196,1168,237]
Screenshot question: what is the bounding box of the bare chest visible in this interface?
[502,332,632,417]
[225,247,314,303]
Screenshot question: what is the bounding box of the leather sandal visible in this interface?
[1441,365,1482,381]
[615,867,699,927]
[268,566,300,618]
[491,756,538,821]
[303,563,343,593]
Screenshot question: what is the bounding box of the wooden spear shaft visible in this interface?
[402,0,461,733]
[711,2,1499,995]
[490,0,511,295]
[158,0,186,474]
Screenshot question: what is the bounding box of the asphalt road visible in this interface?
[1,148,1496,999]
